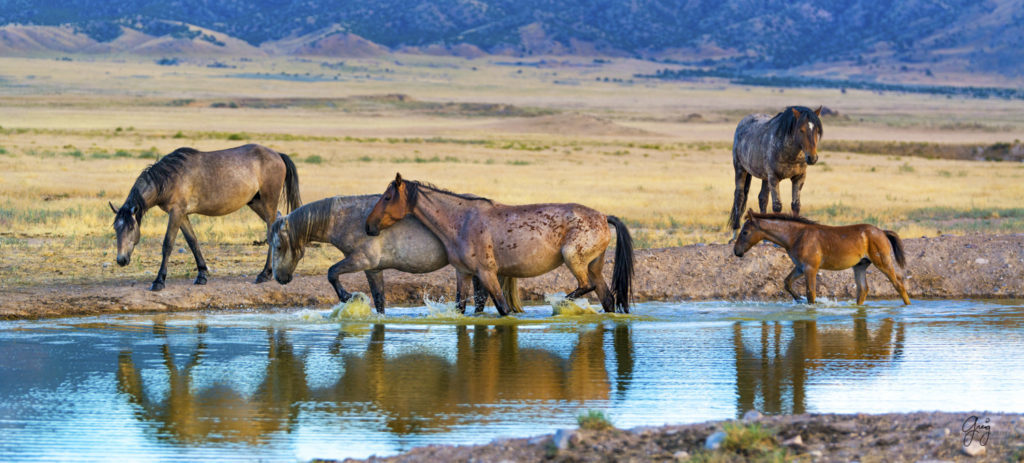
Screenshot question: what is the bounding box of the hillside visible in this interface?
[1,0,1023,81]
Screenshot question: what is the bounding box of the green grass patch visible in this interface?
[304,155,324,164]
[576,410,614,431]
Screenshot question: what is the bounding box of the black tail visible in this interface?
[279,153,301,213]
[607,216,635,313]
[884,230,906,268]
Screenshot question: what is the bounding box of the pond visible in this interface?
[1,299,1023,461]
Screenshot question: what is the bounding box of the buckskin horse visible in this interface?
[109,144,300,290]
[733,210,911,305]
[268,195,517,313]
[729,106,823,241]
[365,174,634,315]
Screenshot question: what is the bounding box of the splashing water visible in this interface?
[545,292,600,316]
[327,292,376,320]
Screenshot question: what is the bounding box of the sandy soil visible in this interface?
[337,412,1024,462]
[2,233,1022,320]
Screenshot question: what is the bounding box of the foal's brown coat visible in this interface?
[365,174,634,315]
[733,210,910,305]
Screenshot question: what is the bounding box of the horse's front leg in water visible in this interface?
[455,271,473,314]
[472,276,487,313]
[152,211,185,291]
[474,271,511,316]
[364,270,386,314]
[327,255,372,303]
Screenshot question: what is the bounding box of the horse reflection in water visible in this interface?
[116,321,311,443]
[116,321,633,441]
[733,309,905,416]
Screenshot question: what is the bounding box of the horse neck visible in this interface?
[766,121,803,162]
[124,180,158,214]
[756,219,805,249]
[411,188,478,245]
[289,199,334,246]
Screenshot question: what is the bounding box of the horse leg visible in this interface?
[327,254,373,303]
[588,257,615,313]
[179,216,208,285]
[853,259,870,305]
[767,176,784,213]
[455,270,474,314]
[791,173,806,216]
[248,194,279,284]
[804,264,819,304]
[729,168,752,240]
[474,270,513,316]
[152,210,185,291]
[873,256,911,305]
[784,265,805,302]
[757,179,770,213]
[472,276,488,313]
[364,270,386,314]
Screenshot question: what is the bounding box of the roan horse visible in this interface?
[110,144,300,291]
[729,106,823,241]
[365,174,634,315]
[268,195,516,313]
[733,210,911,305]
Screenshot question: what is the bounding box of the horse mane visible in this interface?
[280,196,337,244]
[404,180,493,209]
[135,147,200,195]
[748,211,819,225]
[769,106,823,140]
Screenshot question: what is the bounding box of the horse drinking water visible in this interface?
[733,210,911,305]
[365,174,635,315]
[110,144,300,290]
[268,195,514,313]
[729,106,823,241]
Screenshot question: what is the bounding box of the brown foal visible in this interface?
[733,210,910,305]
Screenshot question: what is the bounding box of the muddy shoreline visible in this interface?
[338,412,1024,462]
[2,233,1022,320]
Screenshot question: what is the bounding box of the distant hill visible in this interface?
[2,0,1022,80]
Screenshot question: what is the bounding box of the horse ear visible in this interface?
[814,106,822,116]
[394,172,403,184]
[791,107,801,119]
[746,209,758,224]
[108,201,118,214]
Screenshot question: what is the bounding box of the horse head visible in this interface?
[110,201,141,266]
[366,172,414,236]
[792,106,823,165]
[269,215,301,284]
[733,209,765,257]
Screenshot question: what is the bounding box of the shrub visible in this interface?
[577,410,614,431]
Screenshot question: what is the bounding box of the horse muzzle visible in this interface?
[365,224,380,236]
[733,249,745,258]
[806,153,818,165]
[116,255,130,266]
[275,273,292,285]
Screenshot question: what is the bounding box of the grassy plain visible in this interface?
[1,54,1022,288]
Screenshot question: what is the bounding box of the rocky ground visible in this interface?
[336,412,1024,463]
[1,233,1022,319]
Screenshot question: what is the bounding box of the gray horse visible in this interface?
[728,106,823,241]
[269,195,516,314]
[110,144,300,290]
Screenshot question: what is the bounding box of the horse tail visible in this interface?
[279,152,301,213]
[884,230,906,268]
[607,216,635,313]
[501,276,524,313]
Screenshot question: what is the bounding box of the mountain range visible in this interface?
[2,0,1022,80]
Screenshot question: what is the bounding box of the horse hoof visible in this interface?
[194,276,207,285]
[254,274,271,284]
[150,281,165,291]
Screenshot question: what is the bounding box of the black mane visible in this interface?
[769,106,823,140]
[404,180,493,209]
[137,147,199,194]
[749,211,819,225]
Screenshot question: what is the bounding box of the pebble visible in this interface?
[673,450,690,461]
[553,429,576,451]
[975,258,989,265]
[962,441,986,457]
[782,435,805,448]
[704,431,727,450]
[810,450,823,459]
[178,247,186,254]
[742,409,763,421]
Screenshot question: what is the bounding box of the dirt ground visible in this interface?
[1,233,1022,320]
[337,412,1024,462]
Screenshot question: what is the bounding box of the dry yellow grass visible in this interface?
[1,55,1022,288]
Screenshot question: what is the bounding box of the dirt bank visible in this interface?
[2,233,1022,320]
[337,412,1024,462]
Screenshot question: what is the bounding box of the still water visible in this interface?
[1,299,1023,461]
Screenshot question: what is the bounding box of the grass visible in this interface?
[685,423,789,463]
[576,410,614,431]
[0,54,1021,288]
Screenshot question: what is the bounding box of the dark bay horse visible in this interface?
[729,106,823,241]
[733,210,910,305]
[365,174,634,315]
[110,144,300,291]
[268,195,516,313]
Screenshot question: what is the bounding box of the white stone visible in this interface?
[553,428,576,451]
[742,410,763,421]
[673,450,690,461]
[962,441,987,457]
[704,431,727,450]
[975,258,989,265]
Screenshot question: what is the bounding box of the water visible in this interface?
[1,299,1023,461]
